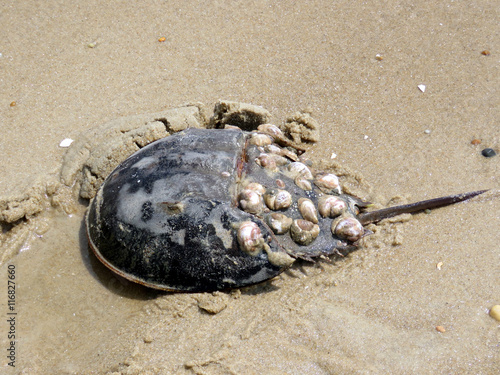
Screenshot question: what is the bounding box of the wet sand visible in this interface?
[1,1,499,374]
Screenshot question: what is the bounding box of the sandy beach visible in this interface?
[1,1,498,374]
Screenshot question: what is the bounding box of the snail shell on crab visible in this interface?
[275,179,286,189]
[318,195,347,217]
[294,175,312,190]
[245,182,266,195]
[314,173,341,194]
[238,189,264,214]
[290,219,320,246]
[256,153,288,169]
[250,133,273,146]
[264,189,292,210]
[263,144,282,154]
[269,153,289,166]
[255,153,278,171]
[298,198,319,224]
[264,144,299,162]
[280,148,299,162]
[265,213,293,235]
[224,124,241,130]
[237,221,265,256]
[288,162,313,180]
[332,216,364,242]
[257,124,284,138]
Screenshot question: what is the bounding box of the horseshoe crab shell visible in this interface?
[86,127,487,292]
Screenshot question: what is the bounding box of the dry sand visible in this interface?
[1,1,499,374]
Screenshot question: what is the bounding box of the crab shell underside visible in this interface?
[86,128,365,292]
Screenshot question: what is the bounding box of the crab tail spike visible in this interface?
[357,190,489,225]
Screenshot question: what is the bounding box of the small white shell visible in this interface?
[59,138,74,148]
[237,221,265,256]
[270,154,289,166]
[294,175,312,190]
[332,216,364,242]
[288,162,313,180]
[263,144,282,154]
[314,173,341,194]
[318,195,347,217]
[250,133,273,146]
[224,125,241,130]
[275,179,286,189]
[264,144,299,162]
[257,124,284,138]
[255,153,278,171]
[298,198,319,224]
[264,189,292,210]
[290,219,320,246]
[238,189,264,214]
[245,182,266,196]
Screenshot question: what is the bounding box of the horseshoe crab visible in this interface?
[86,124,486,292]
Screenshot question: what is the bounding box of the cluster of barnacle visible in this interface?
[234,124,365,257]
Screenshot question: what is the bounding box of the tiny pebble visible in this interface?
[435,325,446,333]
[0,52,3,58]
[35,219,51,236]
[330,152,337,159]
[481,148,496,158]
[363,135,369,140]
[436,262,443,270]
[158,37,166,42]
[471,139,481,145]
[59,138,74,148]
[418,84,426,93]
[87,42,97,48]
[424,129,431,134]
[375,54,383,61]
[424,209,431,214]
[10,101,16,107]
[489,305,500,321]
[481,50,491,56]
